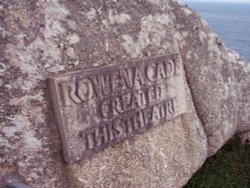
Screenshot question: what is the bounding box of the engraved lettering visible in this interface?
[111,71,122,92]
[157,61,166,80]
[49,54,187,162]
[100,99,112,118]
[168,98,175,114]
[133,110,145,130]
[112,96,124,116]
[124,118,133,134]
[146,63,157,82]
[91,74,111,97]
[113,120,124,138]
[133,67,145,87]
[148,85,161,103]
[86,130,95,149]
[77,78,94,101]
[155,85,162,101]
[121,68,133,88]
[79,132,88,151]
[107,123,115,141]
[121,92,131,112]
[160,103,167,118]
[130,91,140,109]
[166,60,177,77]
[61,82,81,106]
[94,125,109,146]
[136,90,147,107]
[151,105,161,122]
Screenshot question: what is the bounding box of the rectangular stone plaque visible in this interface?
[49,54,187,163]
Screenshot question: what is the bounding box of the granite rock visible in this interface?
[0,0,249,187]
[174,2,250,155]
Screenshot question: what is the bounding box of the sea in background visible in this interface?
[183,1,250,61]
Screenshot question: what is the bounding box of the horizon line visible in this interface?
[183,0,250,4]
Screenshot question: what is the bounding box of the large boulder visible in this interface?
[174,1,250,154]
[0,0,249,187]
[174,2,250,155]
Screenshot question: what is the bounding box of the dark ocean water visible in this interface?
[184,2,250,61]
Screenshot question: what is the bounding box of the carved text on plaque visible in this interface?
[49,54,187,163]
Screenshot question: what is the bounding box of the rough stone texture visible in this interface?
[233,59,250,135]
[174,2,250,155]
[0,0,249,188]
[49,54,188,163]
[0,1,70,187]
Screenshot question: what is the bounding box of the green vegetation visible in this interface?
[184,137,250,188]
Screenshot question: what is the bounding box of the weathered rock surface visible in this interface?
[0,0,249,188]
[175,3,250,155]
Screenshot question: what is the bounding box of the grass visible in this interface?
[184,136,250,188]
